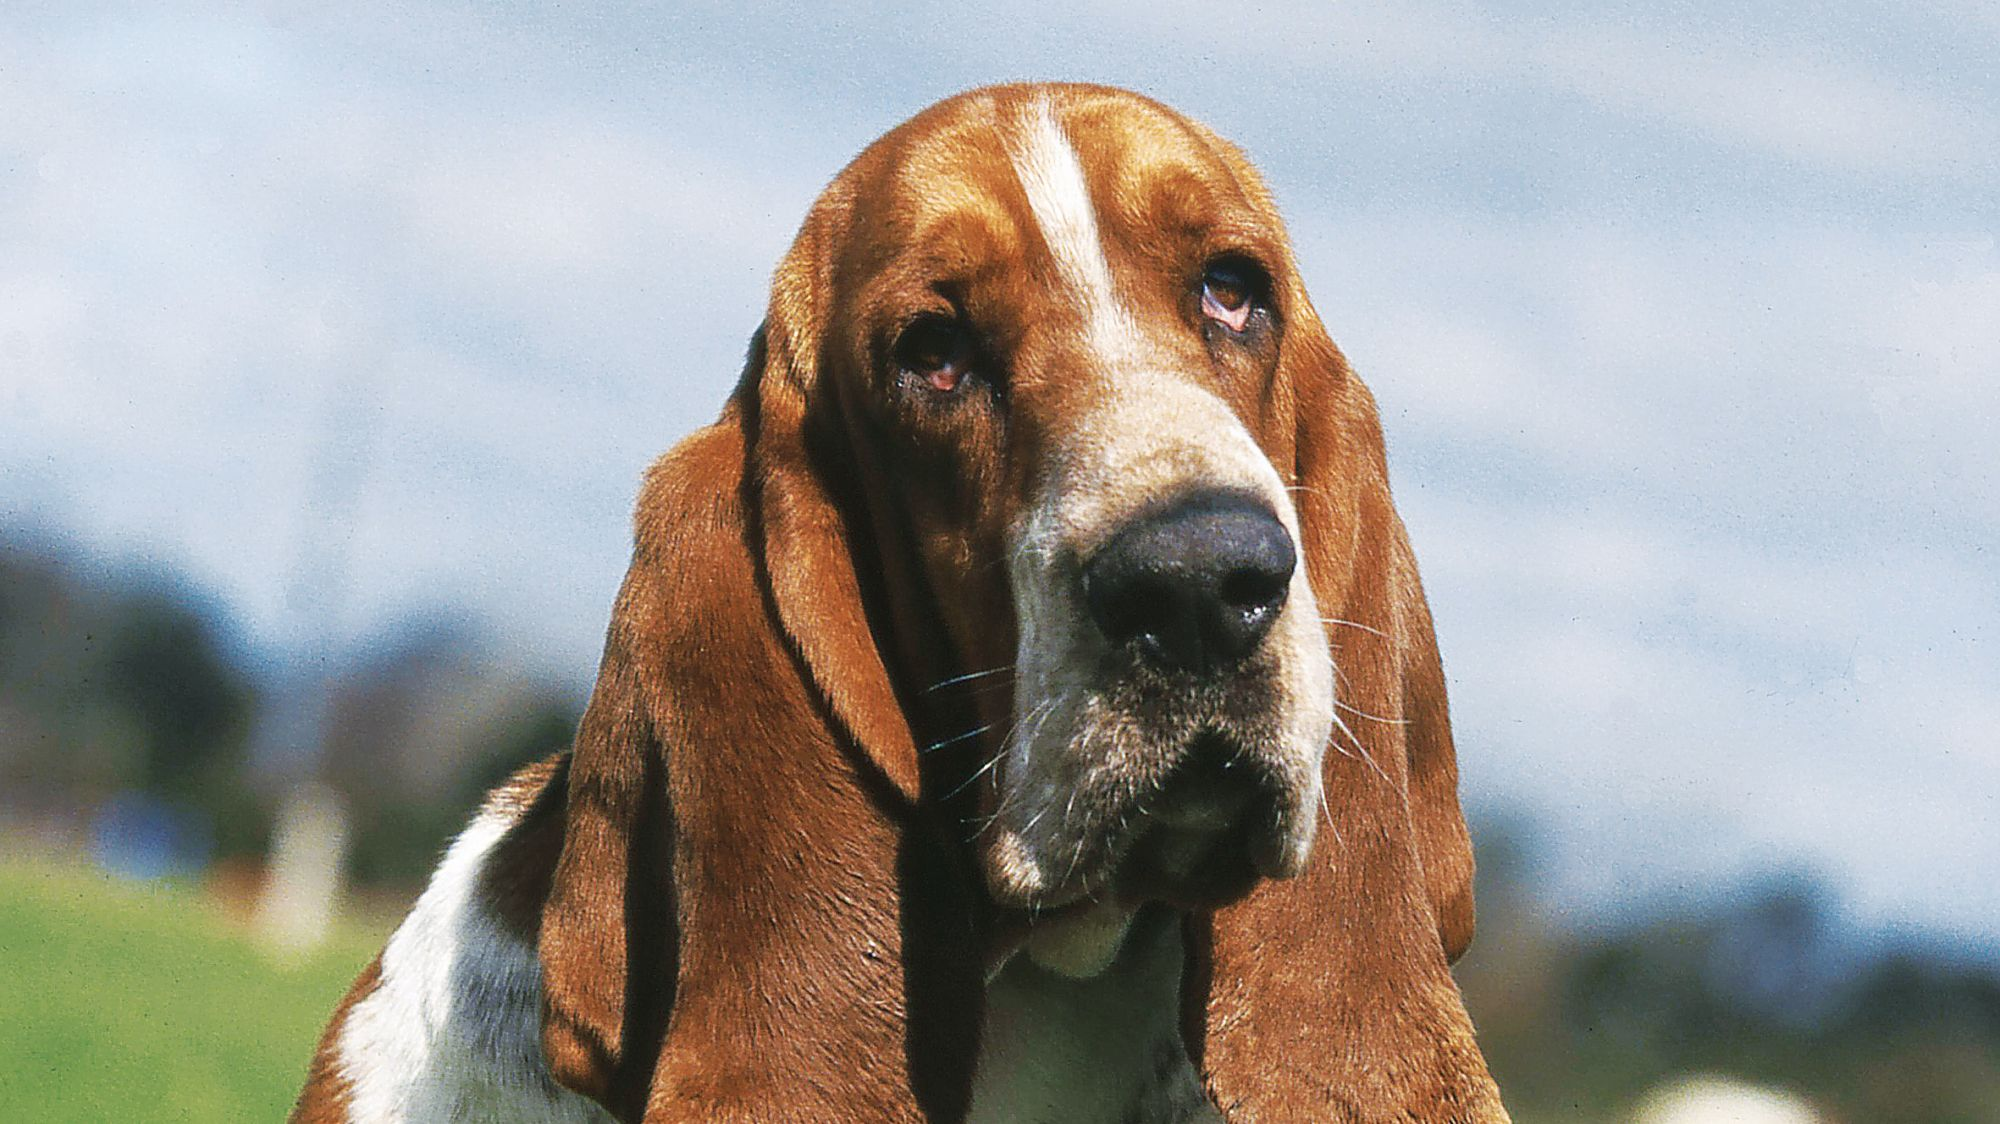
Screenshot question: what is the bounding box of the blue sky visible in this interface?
[4,3,1996,950]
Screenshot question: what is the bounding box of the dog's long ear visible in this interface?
[1389,513,1479,961]
[539,198,980,1121]
[537,647,672,1120]
[1288,328,1478,959]
[739,211,987,1115]
[1279,247,1477,966]
[1186,256,1506,1117]
[748,209,926,803]
[536,433,718,1119]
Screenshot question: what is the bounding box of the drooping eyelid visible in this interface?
[1201,252,1274,307]
[891,312,963,369]
[883,308,1014,406]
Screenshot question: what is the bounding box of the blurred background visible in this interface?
[3,3,1996,1120]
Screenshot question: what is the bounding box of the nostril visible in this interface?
[1087,570,1173,646]
[1218,566,1289,616]
[1085,568,1205,670]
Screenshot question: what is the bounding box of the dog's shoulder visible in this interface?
[291,755,609,1124]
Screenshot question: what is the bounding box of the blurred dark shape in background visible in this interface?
[304,621,581,886]
[1,543,260,866]
[1459,820,2000,1122]
[3,536,1997,1120]
[0,539,578,897]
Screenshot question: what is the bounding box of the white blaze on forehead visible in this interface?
[984,97,1335,912]
[1008,99,1140,361]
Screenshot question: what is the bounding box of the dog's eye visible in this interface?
[1200,258,1265,334]
[894,317,975,393]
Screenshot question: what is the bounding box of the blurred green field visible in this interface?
[0,860,384,1123]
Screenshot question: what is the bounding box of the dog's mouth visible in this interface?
[1106,730,1291,909]
[986,463,1336,935]
[977,719,1313,981]
[980,704,1319,916]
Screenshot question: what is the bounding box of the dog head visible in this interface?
[755,84,1377,937]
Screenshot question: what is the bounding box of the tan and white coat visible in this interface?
[294,83,1507,1123]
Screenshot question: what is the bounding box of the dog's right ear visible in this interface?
[535,390,767,1118]
[536,301,982,1120]
[537,561,680,1120]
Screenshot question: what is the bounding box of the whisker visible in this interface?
[1322,711,1357,761]
[1055,726,1094,888]
[1319,617,1386,638]
[924,723,993,754]
[1063,829,1088,890]
[944,747,1007,802]
[925,665,1014,694]
[1019,803,1050,836]
[1329,709,1391,786]
[961,679,1021,701]
[960,696,1058,836]
[1334,699,1408,725]
[1317,782,1344,848]
[965,791,1014,840]
[967,791,1026,841]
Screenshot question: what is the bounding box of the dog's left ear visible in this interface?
[1185,249,1506,1118]
[1388,516,1479,961]
[1273,229,1477,964]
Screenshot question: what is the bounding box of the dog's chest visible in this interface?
[968,914,1222,1124]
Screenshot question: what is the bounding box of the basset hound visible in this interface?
[293,82,1508,1122]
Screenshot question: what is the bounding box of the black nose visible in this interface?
[1082,491,1295,674]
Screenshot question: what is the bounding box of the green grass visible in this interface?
[0,860,385,1122]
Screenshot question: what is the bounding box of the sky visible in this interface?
[3,3,1996,950]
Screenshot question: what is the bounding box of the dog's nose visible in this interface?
[1082,491,1295,674]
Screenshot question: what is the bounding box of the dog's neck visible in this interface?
[970,906,1221,1124]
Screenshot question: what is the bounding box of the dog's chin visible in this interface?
[983,812,1310,981]
[981,671,1324,916]
[980,766,1314,916]
[1112,821,1273,911]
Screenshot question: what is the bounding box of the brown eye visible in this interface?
[895,316,975,393]
[1200,258,1265,333]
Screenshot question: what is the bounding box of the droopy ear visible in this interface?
[539,211,982,1119]
[1290,301,1477,964]
[1388,515,1479,962]
[538,402,977,1121]
[538,555,681,1121]
[747,214,925,803]
[1184,302,1506,1119]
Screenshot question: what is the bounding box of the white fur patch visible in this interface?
[1023,898,1137,979]
[334,802,609,1123]
[1009,99,1142,363]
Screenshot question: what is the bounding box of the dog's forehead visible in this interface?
[837,85,1259,272]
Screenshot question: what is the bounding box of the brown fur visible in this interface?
[1187,367,1503,1118]
[477,754,570,944]
[292,955,380,1123]
[296,82,1505,1122]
